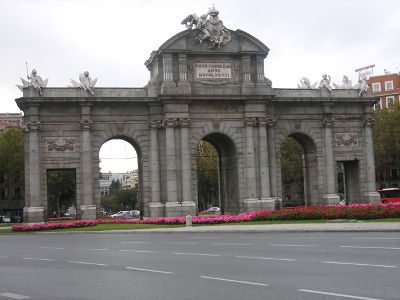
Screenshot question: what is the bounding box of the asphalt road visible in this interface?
[0,232,399,300]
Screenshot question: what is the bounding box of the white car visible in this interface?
[110,211,131,218]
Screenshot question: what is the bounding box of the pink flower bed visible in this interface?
[11,220,99,232]
[100,211,259,225]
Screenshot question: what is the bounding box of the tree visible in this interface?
[47,169,76,217]
[0,128,24,207]
[373,103,400,188]
[101,188,138,213]
[280,137,304,201]
[196,140,219,211]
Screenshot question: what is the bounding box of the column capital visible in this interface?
[179,118,191,128]
[244,117,257,127]
[322,117,334,128]
[80,119,93,129]
[26,121,41,131]
[363,117,374,127]
[149,120,162,129]
[162,118,179,128]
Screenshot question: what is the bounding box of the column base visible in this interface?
[165,201,197,217]
[322,194,341,205]
[364,191,381,204]
[79,205,97,220]
[149,202,165,218]
[23,206,45,224]
[177,81,191,94]
[244,198,277,211]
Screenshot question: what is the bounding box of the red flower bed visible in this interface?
[252,203,400,221]
[11,220,99,232]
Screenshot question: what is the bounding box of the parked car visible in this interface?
[110,211,135,218]
[130,210,140,216]
[377,188,400,204]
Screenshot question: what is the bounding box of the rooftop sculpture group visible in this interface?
[17,69,97,95]
[298,74,369,96]
[181,5,231,49]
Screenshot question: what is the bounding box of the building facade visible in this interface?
[368,72,400,109]
[16,11,380,223]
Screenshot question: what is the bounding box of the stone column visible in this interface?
[257,118,274,209]
[163,118,179,216]
[79,104,96,220]
[243,117,258,210]
[363,115,380,203]
[322,112,340,204]
[24,118,44,223]
[179,118,196,214]
[149,120,164,217]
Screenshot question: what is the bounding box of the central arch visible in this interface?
[95,135,144,218]
[196,132,239,214]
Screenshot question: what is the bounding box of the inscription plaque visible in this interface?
[195,63,231,79]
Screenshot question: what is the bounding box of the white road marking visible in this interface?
[200,276,268,286]
[322,261,397,268]
[190,236,220,239]
[121,241,150,244]
[352,237,400,240]
[75,248,109,251]
[37,247,64,250]
[213,242,251,246]
[119,250,156,253]
[164,241,197,245]
[0,293,31,299]
[174,252,220,257]
[23,258,55,262]
[0,256,8,259]
[299,289,384,300]
[269,244,316,247]
[67,261,109,266]
[341,246,400,250]
[237,255,296,262]
[126,267,174,274]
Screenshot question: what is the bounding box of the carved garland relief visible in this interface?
[46,137,76,152]
[335,133,358,146]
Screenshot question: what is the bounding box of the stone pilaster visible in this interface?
[266,118,278,198]
[242,55,252,83]
[256,55,265,82]
[149,120,164,217]
[322,109,340,204]
[24,117,45,223]
[161,53,175,94]
[177,54,191,93]
[79,104,96,220]
[363,115,380,203]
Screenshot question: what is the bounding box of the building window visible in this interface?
[387,96,394,108]
[372,82,381,92]
[385,81,393,91]
[374,99,381,109]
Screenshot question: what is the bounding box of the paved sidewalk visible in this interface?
[99,222,400,234]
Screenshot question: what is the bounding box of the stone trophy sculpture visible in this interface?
[333,75,353,89]
[297,77,318,89]
[70,71,97,95]
[181,5,231,49]
[17,68,48,96]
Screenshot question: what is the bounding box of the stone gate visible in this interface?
[16,8,380,222]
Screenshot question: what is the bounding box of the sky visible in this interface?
[1,0,400,172]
